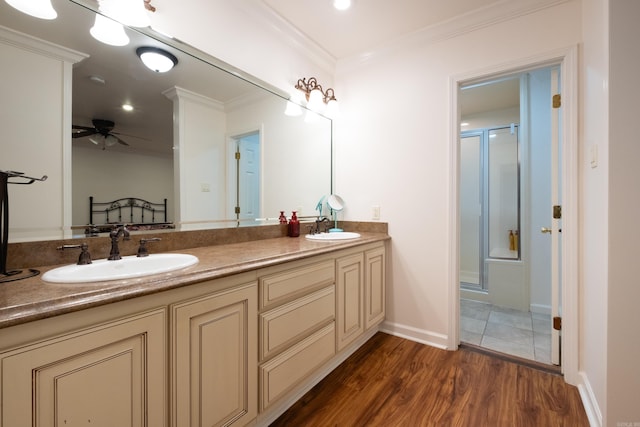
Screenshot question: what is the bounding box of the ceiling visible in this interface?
[262,0,501,59]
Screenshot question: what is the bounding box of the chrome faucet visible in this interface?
[108,224,130,260]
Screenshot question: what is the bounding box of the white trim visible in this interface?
[578,371,603,427]
[238,0,336,76]
[530,304,552,315]
[338,0,571,72]
[381,321,449,350]
[448,45,580,383]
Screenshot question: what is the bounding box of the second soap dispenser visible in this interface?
[288,211,300,237]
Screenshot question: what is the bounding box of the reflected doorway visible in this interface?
[229,130,261,223]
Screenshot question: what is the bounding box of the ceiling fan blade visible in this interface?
[88,135,103,145]
[72,129,98,138]
[72,124,94,131]
[114,135,130,146]
[111,130,150,141]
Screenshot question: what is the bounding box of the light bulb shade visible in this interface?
[307,88,325,112]
[99,0,150,28]
[105,135,118,146]
[325,99,340,119]
[5,0,57,19]
[90,14,130,46]
[136,47,178,73]
[284,101,302,117]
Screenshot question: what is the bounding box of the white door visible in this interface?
[236,133,260,221]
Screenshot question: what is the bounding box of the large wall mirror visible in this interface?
[1,0,332,242]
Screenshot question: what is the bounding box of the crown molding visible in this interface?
[0,24,87,64]
[241,0,337,77]
[337,0,572,73]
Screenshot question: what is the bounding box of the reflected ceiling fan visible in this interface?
[72,119,136,150]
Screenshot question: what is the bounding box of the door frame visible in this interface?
[447,45,579,384]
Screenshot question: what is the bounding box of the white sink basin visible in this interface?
[42,253,199,284]
[305,232,361,241]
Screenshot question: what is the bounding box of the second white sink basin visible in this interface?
[42,253,199,284]
[305,232,361,241]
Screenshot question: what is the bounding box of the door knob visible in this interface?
[541,227,552,234]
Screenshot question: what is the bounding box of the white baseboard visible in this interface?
[530,303,552,315]
[380,320,450,350]
[578,371,602,427]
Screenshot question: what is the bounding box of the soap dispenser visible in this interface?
[288,211,300,237]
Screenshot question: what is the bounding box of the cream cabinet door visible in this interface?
[365,246,386,329]
[336,252,365,351]
[0,309,167,427]
[171,282,257,427]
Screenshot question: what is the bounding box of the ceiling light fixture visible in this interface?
[90,13,130,46]
[333,0,351,11]
[5,0,57,19]
[293,77,339,118]
[136,47,178,73]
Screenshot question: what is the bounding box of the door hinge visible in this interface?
[552,94,561,108]
[553,316,562,331]
[235,152,241,160]
[553,205,562,219]
[235,206,240,214]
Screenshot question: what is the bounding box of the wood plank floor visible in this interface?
[270,332,589,427]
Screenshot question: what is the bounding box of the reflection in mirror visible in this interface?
[1,0,332,242]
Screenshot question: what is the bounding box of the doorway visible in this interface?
[457,66,560,365]
[228,130,261,223]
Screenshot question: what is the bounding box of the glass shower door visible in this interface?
[487,126,520,260]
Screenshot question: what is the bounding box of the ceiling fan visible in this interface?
[72,119,133,150]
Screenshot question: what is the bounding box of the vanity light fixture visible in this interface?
[90,13,130,46]
[99,0,151,28]
[136,47,178,73]
[5,0,57,19]
[293,77,339,118]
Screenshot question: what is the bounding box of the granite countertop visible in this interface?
[0,232,390,330]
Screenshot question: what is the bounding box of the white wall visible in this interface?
[1,28,84,242]
[226,96,332,220]
[165,88,227,228]
[72,146,173,226]
[149,0,335,98]
[607,1,640,424]
[580,0,609,424]
[334,1,581,347]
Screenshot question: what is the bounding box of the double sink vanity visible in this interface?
[0,226,388,426]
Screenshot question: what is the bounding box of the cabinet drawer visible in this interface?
[260,260,335,310]
[259,322,335,411]
[260,285,334,361]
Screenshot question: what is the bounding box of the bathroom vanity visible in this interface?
[0,233,388,426]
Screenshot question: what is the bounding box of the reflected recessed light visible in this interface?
[122,104,134,112]
[461,122,469,127]
[333,0,351,10]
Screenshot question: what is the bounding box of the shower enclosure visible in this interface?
[460,125,520,293]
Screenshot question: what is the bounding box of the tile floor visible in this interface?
[460,298,552,364]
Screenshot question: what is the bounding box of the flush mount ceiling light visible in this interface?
[5,0,57,19]
[293,77,339,118]
[136,47,178,73]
